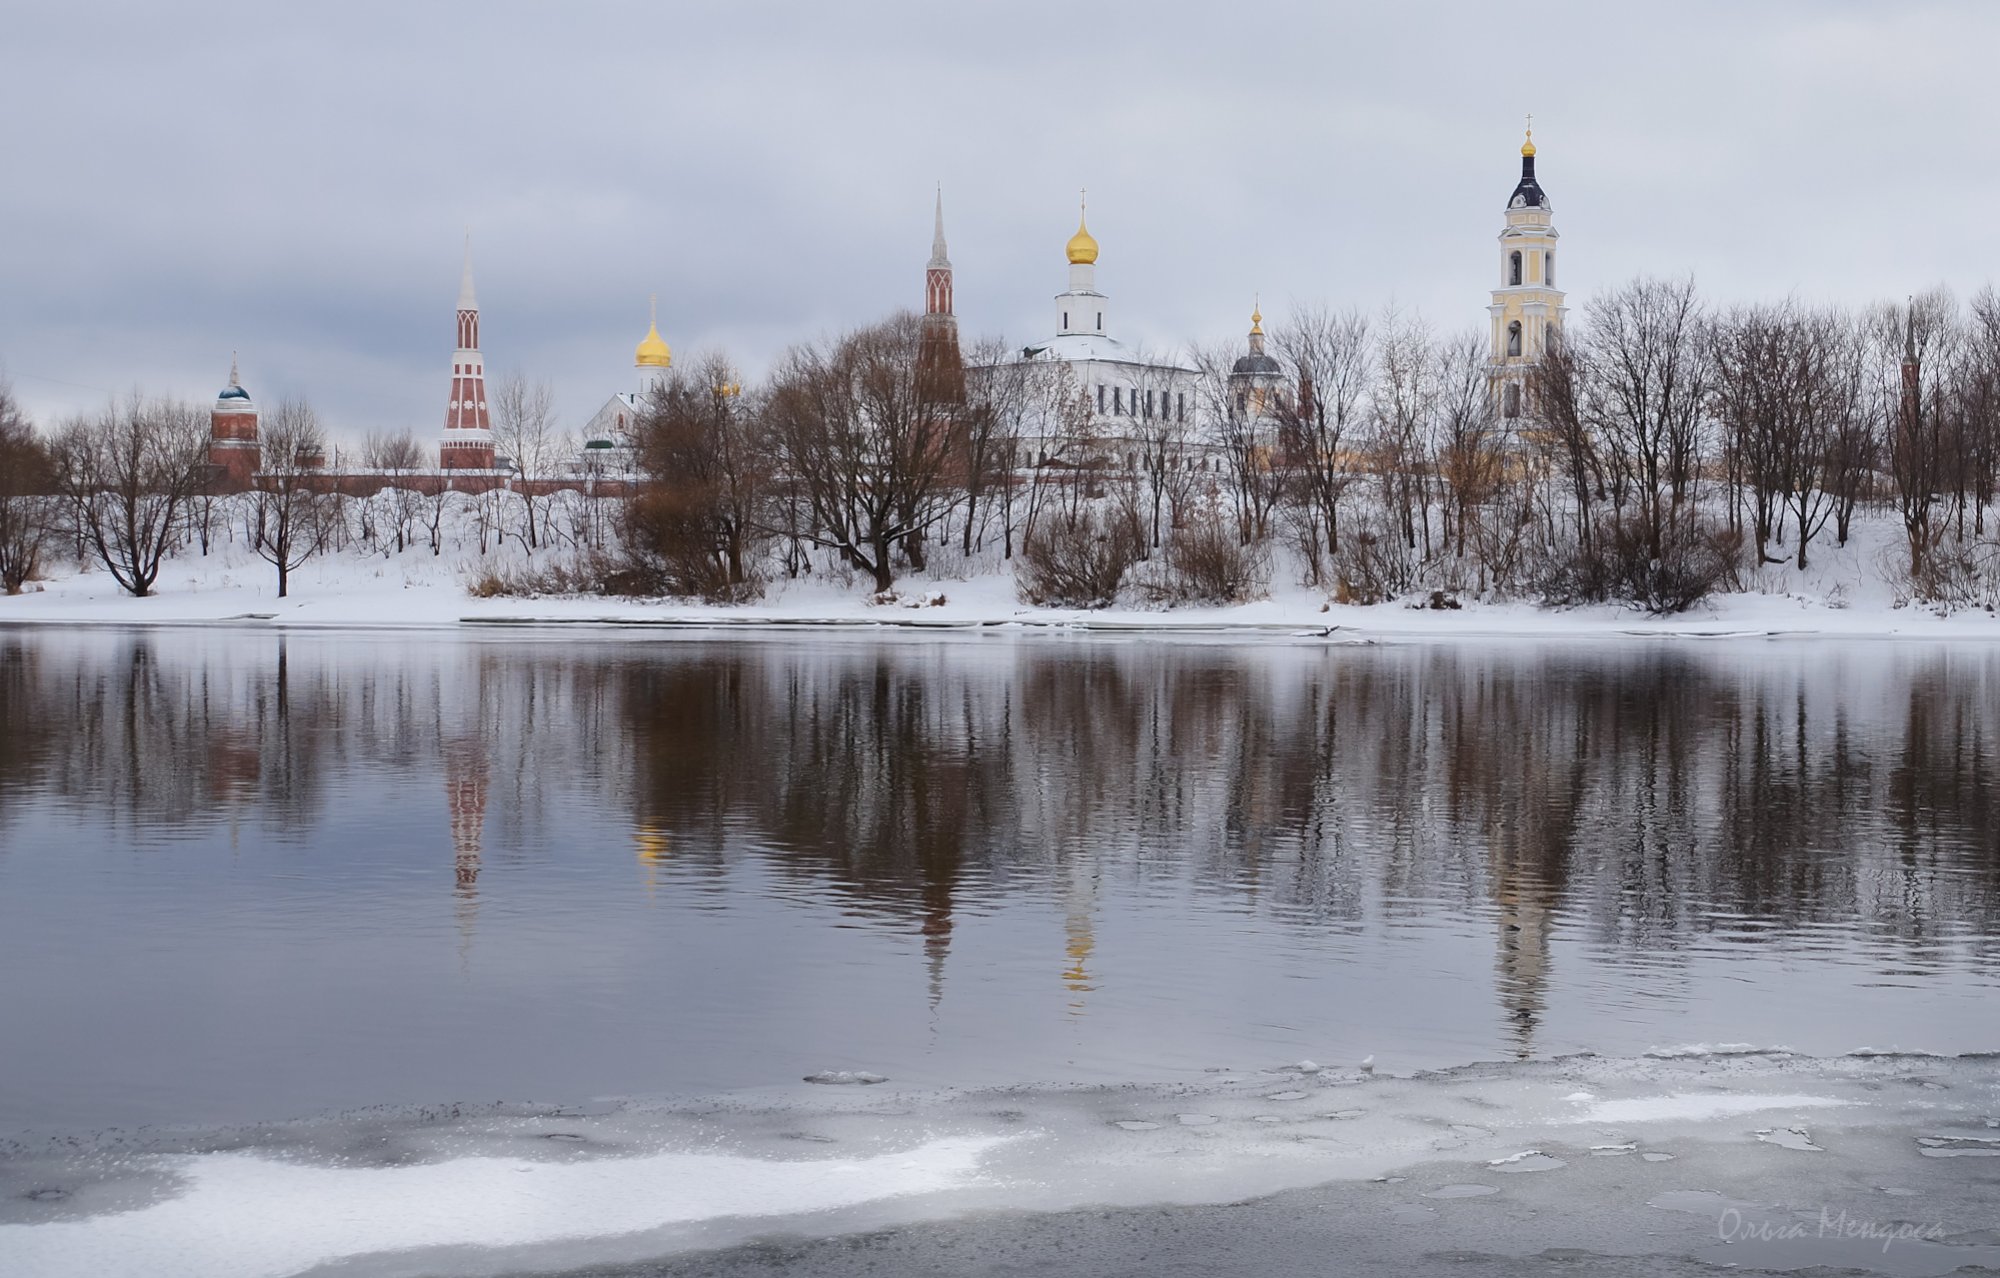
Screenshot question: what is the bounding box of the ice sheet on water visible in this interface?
[2,1051,1996,1278]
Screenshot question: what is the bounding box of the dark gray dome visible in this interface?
[1509,154,1547,209]
[1232,353,1281,376]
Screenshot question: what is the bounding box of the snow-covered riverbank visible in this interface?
[6,532,2000,640]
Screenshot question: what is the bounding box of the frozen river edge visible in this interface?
[3,1051,1997,1278]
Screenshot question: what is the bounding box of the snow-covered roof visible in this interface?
[1020,333,1198,373]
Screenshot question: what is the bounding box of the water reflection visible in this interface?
[2,629,1998,1123]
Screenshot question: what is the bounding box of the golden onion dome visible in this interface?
[635,320,672,369]
[1250,300,1264,335]
[1521,127,1536,158]
[1066,209,1099,265]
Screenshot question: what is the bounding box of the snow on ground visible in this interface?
[5,512,2000,639]
[2,1051,1995,1277]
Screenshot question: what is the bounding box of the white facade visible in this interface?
[989,212,1206,468]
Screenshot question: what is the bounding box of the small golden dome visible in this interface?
[1250,299,1264,335]
[1066,209,1099,265]
[635,320,672,369]
[1521,128,1536,158]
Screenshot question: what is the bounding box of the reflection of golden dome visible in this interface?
[635,825,670,865]
[1521,128,1536,158]
[1065,209,1099,265]
[635,321,672,369]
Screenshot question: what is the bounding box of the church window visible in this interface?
[1114,387,1123,414]
[1507,321,1522,357]
[1236,391,1248,417]
[1504,383,1521,418]
[1509,252,1522,286]
[1545,322,1556,353]
[1177,393,1185,422]
[1096,312,1103,330]
[1063,311,1069,329]
[1145,390,1154,419]
[1097,384,1106,413]
[1545,252,1554,287]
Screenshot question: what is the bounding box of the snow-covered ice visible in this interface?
[3,1050,1996,1277]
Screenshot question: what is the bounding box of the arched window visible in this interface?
[1507,321,1522,357]
[1509,252,1522,286]
[1545,322,1556,353]
[1544,252,1554,287]
[1504,383,1521,418]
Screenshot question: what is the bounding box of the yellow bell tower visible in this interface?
[1488,120,1567,421]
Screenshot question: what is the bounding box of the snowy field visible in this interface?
[2,1051,1995,1278]
[6,509,2000,641]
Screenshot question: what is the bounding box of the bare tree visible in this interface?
[1880,289,1961,581]
[961,339,1038,559]
[1586,275,1710,561]
[490,374,566,552]
[1432,330,1519,583]
[1190,341,1279,547]
[1529,324,1601,555]
[51,395,210,597]
[363,428,426,554]
[247,400,332,598]
[767,313,969,593]
[1270,306,1372,566]
[1369,306,1440,560]
[0,383,56,594]
[625,353,769,598]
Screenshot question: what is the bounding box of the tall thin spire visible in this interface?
[457,232,478,311]
[229,350,240,388]
[924,189,955,320]
[929,185,950,270]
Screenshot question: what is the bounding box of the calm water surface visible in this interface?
[1,628,1996,1135]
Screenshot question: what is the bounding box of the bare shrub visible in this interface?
[1330,508,1421,605]
[1539,515,1742,614]
[1156,512,1268,604]
[461,553,621,599]
[1016,508,1141,607]
[620,487,764,602]
[1887,538,2000,611]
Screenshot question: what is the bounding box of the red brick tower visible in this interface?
[919,189,964,401]
[207,354,259,491]
[439,238,495,470]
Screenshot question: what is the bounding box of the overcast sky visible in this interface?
[4,1,1998,442]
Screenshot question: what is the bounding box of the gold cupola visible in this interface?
[635,297,672,368]
[1065,195,1099,265]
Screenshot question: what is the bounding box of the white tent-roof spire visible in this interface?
[458,232,478,311]
[929,186,950,270]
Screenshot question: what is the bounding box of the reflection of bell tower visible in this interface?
[1061,856,1098,1014]
[635,822,670,896]
[1491,843,1556,1058]
[444,738,488,944]
[922,875,953,1012]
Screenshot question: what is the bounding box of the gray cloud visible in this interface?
[3,1,1996,441]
